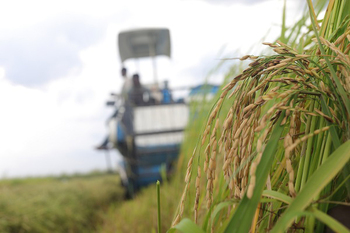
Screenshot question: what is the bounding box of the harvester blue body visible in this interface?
[110,102,188,195]
[104,28,189,197]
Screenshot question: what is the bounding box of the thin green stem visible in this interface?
[309,117,325,176]
[295,101,314,192]
[157,180,161,233]
[295,154,305,193]
[301,104,318,190]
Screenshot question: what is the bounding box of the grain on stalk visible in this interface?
[171,1,350,231]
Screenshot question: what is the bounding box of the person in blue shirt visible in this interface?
[161,80,172,104]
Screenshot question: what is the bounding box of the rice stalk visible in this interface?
[171,0,350,232]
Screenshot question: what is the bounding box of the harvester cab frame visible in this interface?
[99,28,189,198]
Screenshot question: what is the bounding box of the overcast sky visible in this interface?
[0,0,304,178]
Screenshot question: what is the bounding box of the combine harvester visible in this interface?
[98,28,189,197]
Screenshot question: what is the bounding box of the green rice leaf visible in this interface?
[280,0,286,43]
[270,140,350,233]
[262,190,293,205]
[168,218,205,233]
[320,95,350,197]
[309,207,350,233]
[211,201,232,224]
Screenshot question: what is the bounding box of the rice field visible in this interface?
[169,0,350,232]
[2,1,348,233]
[98,1,350,232]
[0,172,123,233]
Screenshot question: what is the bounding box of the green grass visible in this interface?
[0,172,123,233]
[98,180,182,232]
[98,1,350,232]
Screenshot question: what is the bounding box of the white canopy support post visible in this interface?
[149,38,158,86]
[152,57,158,87]
[136,58,140,74]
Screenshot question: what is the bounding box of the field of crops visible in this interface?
[101,0,350,232]
[0,172,123,233]
[2,1,349,233]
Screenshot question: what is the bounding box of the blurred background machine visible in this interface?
[97,28,189,198]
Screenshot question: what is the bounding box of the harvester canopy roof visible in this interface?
[118,28,171,62]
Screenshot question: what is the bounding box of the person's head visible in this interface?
[121,67,127,77]
[132,74,141,87]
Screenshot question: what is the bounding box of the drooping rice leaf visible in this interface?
[270,140,350,232]
[168,218,205,233]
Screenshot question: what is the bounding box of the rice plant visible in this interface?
[170,0,350,232]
